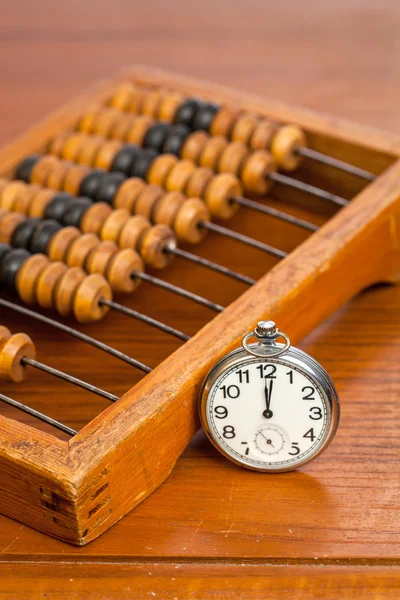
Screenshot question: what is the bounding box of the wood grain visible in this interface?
[0,0,400,596]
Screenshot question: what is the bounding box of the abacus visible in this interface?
[0,65,399,545]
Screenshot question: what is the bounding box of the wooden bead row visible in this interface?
[109,82,307,170]
[0,242,111,323]
[0,177,178,274]
[0,205,145,293]
[46,133,242,222]
[28,154,213,241]
[0,326,36,383]
[109,82,183,123]
[74,106,277,196]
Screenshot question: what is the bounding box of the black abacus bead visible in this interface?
[11,218,42,249]
[0,244,11,264]
[0,248,30,295]
[192,103,220,132]
[111,144,140,176]
[15,154,40,182]
[143,123,171,152]
[162,124,191,156]
[79,169,107,199]
[95,173,126,204]
[130,149,158,180]
[62,198,93,227]
[44,192,75,222]
[29,220,62,254]
[173,98,205,128]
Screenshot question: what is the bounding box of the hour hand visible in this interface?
[263,379,273,419]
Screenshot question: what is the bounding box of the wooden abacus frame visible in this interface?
[0,65,400,545]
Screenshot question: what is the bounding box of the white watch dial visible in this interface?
[205,357,331,471]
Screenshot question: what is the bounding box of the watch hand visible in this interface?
[263,378,273,419]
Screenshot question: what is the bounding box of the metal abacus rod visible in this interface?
[200,221,287,258]
[268,172,348,208]
[166,245,256,285]
[230,196,318,232]
[0,297,152,373]
[22,357,119,402]
[0,391,77,436]
[99,298,189,341]
[132,271,224,312]
[296,146,375,182]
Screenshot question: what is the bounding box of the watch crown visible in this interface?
[255,320,277,339]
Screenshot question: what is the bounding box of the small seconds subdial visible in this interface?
[254,427,286,455]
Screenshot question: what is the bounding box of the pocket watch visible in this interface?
[199,321,340,472]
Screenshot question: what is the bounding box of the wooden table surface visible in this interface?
[1,0,400,597]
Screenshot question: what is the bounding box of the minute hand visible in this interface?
[263,379,274,419]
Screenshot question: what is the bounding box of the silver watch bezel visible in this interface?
[199,343,340,473]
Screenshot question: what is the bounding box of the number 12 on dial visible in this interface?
[199,321,340,472]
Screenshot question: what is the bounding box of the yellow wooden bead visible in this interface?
[80,105,103,133]
[13,184,41,215]
[0,212,26,244]
[28,188,55,218]
[63,164,91,195]
[36,261,68,309]
[0,333,36,383]
[165,160,197,193]
[134,185,164,220]
[152,192,186,227]
[203,173,242,220]
[139,224,175,270]
[15,254,49,305]
[218,141,249,177]
[157,93,183,122]
[47,227,80,262]
[101,209,130,243]
[107,248,144,294]
[0,181,27,211]
[181,131,209,163]
[54,267,86,317]
[185,167,214,199]
[30,156,59,186]
[110,83,136,111]
[147,155,178,187]
[270,124,307,171]
[73,274,111,323]
[250,120,279,151]
[61,133,86,162]
[141,91,163,117]
[126,115,153,145]
[94,140,123,170]
[0,326,11,349]
[241,151,277,195]
[230,113,259,145]
[80,203,113,235]
[209,106,239,138]
[199,136,228,171]
[174,198,210,244]
[86,240,119,278]
[119,215,151,250]
[66,233,100,269]
[114,178,145,212]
